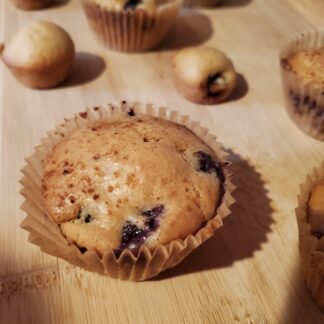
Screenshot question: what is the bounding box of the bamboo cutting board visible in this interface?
[1,0,324,323]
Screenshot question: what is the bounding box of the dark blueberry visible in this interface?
[141,205,164,231]
[206,73,224,97]
[194,151,226,188]
[310,100,317,110]
[124,0,142,10]
[195,151,218,173]
[127,108,135,117]
[293,94,301,107]
[281,59,291,71]
[142,204,165,218]
[120,222,147,249]
[303,96,310,105]
[76,210,93,223]
[85,214,93,223]
[79,247,87,254]
[63,167,72,175]
[312,230,323,239]
[147,217,158,231]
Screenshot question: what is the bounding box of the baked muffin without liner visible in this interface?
[42,112,225,256]
[172,46,237,104]
[1,21,75,89]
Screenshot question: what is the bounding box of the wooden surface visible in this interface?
[1,0,324,323]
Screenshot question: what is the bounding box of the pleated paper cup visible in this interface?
[183,0,221,8]
[20,101,235,281]
[80,0,182,52]
[280,31,324,141]
[296,164,324,311]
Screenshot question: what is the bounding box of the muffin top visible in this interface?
[1,21,74,70]
[42,112,224,256]
[284,48,324,87]
[91,0,158,11]
[308,180,324,250]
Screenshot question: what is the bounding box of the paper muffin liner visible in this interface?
[279,31,324,141]
[20,101,235,281]
[80,0,182,52]
[183,0,221,8]
[296,163,324,311]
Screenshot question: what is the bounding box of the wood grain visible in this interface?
[1,0,324,323]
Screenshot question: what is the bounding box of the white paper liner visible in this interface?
[296,163,324,311]
[20,101,235,281]
[279,31,324,141]
[80,0,182,52]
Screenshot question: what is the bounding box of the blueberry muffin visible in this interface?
[80,0,182,52]
[280,32,324,141]
[0,21,75,89]
[296,168,324,311]
[42,113,225,256]
[172,46,237,105]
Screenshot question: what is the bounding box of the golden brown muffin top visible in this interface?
[42,113,223,256]
[285,48,324,87]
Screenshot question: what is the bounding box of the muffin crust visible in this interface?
[42,113,224,255]
[283,48,324,87]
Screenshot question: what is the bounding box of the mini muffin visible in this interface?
[183,0,221,8]
[42,113,225,256]
[0,21,75,89]
[11,0,52,10]
[280,31,324,141]
[172,46,237,105]
[20,103,234,280]
[296,166,324,311]
[80,0,182,52]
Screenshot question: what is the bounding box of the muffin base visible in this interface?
[296,163,324,311]
[20,101,235,281]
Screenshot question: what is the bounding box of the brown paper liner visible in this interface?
[296,163,324,311]
[11,0,51,10]
[279,31,324,141]
[20,101,235,281]
[80,0,182,52]
[183,0,221,8]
